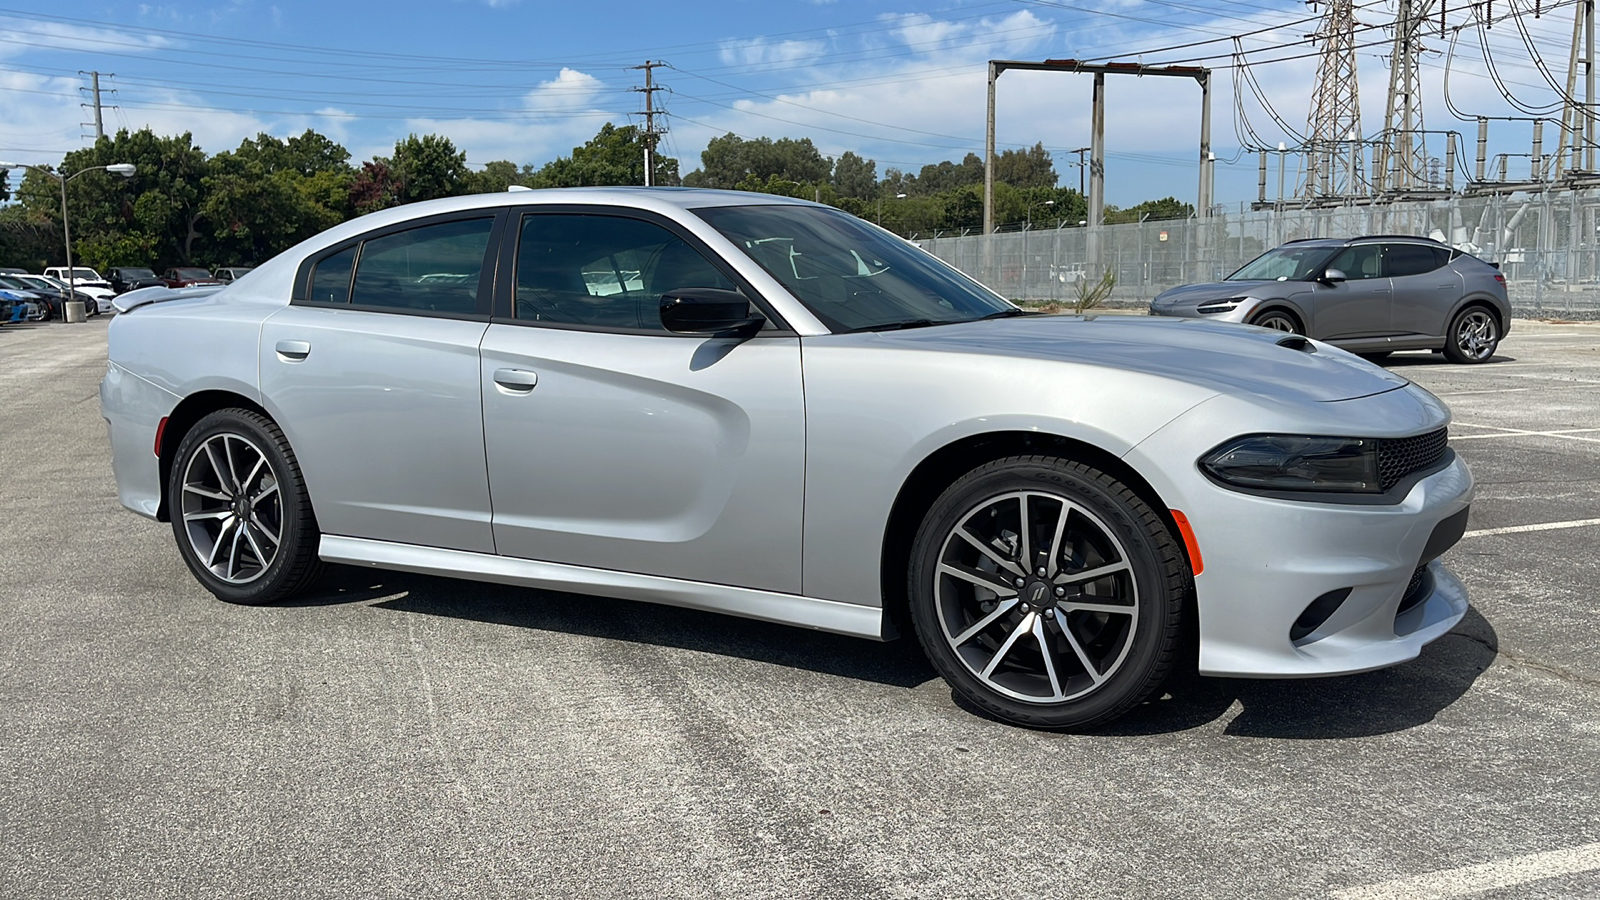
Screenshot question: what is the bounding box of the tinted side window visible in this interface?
[515,214,738,332]
[348,217,493,314]
[309,246,357,304]
[1327,245,1383,280]
[1384,244,1444,278]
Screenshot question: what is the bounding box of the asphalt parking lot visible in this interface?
[2,317,1597,899]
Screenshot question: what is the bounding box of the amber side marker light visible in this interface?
[1170,510,1204,576]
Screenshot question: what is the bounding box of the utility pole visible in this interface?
[1070,146,1090,196]
[1303,0,1363,198]
[79,71,114,140]
[631,61,668,187]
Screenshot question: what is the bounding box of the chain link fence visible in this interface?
[917,190,1600,318]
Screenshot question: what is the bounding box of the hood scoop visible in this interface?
[1276,335,1317,353]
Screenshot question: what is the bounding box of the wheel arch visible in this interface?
[1248,303,1306,333]
[878,430,1195,637]
[1447,294,1505,333]
[155,390,272,522]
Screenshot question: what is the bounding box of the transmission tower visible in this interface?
[1302,0,1364,198]
[1376,0,1439,192]
[1553,0,1597,176]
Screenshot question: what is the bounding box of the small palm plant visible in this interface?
[1073,268,1116,314]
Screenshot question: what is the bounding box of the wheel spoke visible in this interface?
[183,484,230,502]
[1061,599,1137,616]
[939,562,1018,596]
[225,522,245,579]
[1018,494,1034,573]
[222,436,243,494]
[183,510,230,523]
[241,521,271,571]
[241,454,266,495]
[1044,502,1072,578]
[249,512,281,547]
[1054,561,1130,585]
[254,482,279,504]
[1033,616,1064,699]
[950,597,1021,646]
[202,443,235,498]
[205,518,235,568]
[981,611,1036,679]
[953,527,1024,576]
[1057,620,1107,686]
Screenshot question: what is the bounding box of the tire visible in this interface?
[1441,305,1500,364]
[907,455,1189,729]
[168,408,323,604]
[1250,309,1300,333]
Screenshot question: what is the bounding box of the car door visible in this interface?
[1311,243,1391,339]
[1385,243,1461,338]
[258,211,505,554]
[479,207,806,593]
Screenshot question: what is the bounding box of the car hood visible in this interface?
[1151,280,1286,309]
[869,314,1411,403]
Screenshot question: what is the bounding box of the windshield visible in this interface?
[693,205,1015,332]
[123,268,158,279]
[1226,245,1334,282]
[63,268,101,280]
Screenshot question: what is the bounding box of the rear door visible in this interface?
[1385,243,1460,338]
[258,211,504,553]
[1311,243,1391,339]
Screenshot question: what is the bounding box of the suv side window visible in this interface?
[514,213,740,332]
[1383,243,1445,278]
[348,217,494,314]
[1326,245,1383,280]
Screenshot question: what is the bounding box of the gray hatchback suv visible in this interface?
[1149,236,1511,363]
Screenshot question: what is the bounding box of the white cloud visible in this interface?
[0,16,173,59]
[718,38,828,67]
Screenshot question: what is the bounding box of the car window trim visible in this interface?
[490,204,796,338]
[291,209,506,320]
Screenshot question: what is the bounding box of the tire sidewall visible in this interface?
[908,458,1181,729]
[1444,306,1498,364]
[168,409,316,604]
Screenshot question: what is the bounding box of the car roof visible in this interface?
[1282,235,1446,247]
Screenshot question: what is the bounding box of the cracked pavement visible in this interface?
[1,316,1597,899]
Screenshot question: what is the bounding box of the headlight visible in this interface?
[1200,434,1381,493]
[1196,297,1248,314]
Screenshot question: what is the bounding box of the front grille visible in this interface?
[1396,564,1432,615]
[1376,427,1449,491]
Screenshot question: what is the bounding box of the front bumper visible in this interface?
[1126,388,1473,678]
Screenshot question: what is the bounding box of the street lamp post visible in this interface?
[0,161,136,321]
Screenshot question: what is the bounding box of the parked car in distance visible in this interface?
[0,266,28,275]
[213,266,255,284]
[108,267,166,294]
[6,274,109,316]
[41,266,116,312]
[103,188,1473,730]
[162,267,222,288]
[0,275,70,319]
[1149,236,1511,363]
[1,289,43,322]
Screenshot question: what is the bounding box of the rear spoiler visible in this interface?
[113,284,225,314]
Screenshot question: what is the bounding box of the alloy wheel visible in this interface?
[179,433,283,584]
[1454,309,1497,361]
[933,490,1139,703]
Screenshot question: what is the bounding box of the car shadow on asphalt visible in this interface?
[1096,606,1500,739]
[298,564,939,689]
[1378,353,1516,367]
[292,566,1499,735]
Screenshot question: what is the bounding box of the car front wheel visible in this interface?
[908,456,1189,729]
[1250,310,1300,333]
[168,409,323,604]
[1442,306,1500,363]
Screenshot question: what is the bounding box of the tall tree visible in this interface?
[831,151,877,200]
[994,142,1057,189]
[390,133,469,203]
[528,123,678,188]
[684,133,830,188]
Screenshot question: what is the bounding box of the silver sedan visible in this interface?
[102,188,1472,729]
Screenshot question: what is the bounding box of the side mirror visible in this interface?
[660,287,765,338]
[1321,268,1347,284]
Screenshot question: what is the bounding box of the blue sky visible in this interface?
[0,1,1580,208]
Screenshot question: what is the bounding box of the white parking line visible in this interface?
[1462,518,1600,538]
[1432,388,1530,397]
[1449,424,1600,442]
[1330,841,1600,899]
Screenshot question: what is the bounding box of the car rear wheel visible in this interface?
[908,456,1189,729]
[1442,306,1499,364]
[1250,310,1300,333]
[169,409,323,605]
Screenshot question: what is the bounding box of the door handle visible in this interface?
[493,368,539,393]
[275,340,311,361]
